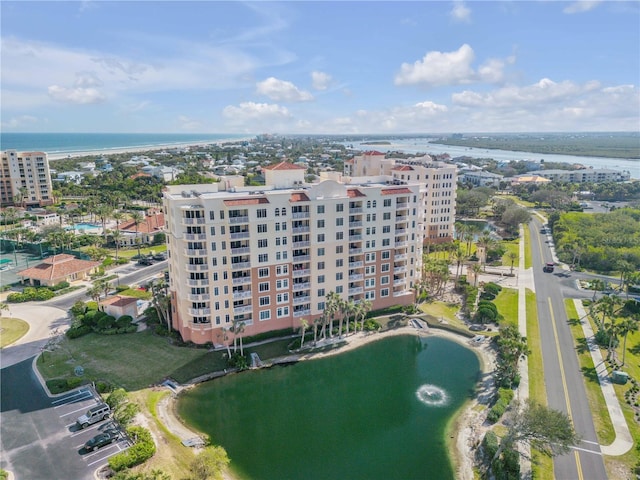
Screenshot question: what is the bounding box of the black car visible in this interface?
[152,252,167,261]
[84,429,120,452]
[137,257,154,266]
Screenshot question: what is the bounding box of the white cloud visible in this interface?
[256,77,313,102]
[414,101,449,114]
[311,71,332,91]
[1,115,38,129]
[395,44,476,87]
[563,1,602,14]
[450,1,471,22]
[177,115,203,131]
[48,85,106,104]
[223,102,291,122]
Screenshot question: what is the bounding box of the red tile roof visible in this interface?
[347,189,366,198]
[223,197,269,206]
[363,150,385,156]
[381,187,413,195]
[263,161,306,171]
[119,213,165,233]
[101,295,138,307]
[289,192,310,202]
[17,255,100,282]
[130,172,152,180]
[392,165,414,171]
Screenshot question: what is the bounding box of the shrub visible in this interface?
[46,378,70,394]
[487,388,515,423]
[108,426,155,471]
[363,319,381,331]
[83,310,100,327]
[6,287,55,302]
[49,281,70,291]
[484,282,503,296]
[116,284,130,292]
[97,315,116,331]
[95,381,112,394]
[66,377,84,389]
[70,301,87,319]
[86,301,98,311]
[116,315,134,328]
[66,325,92,339]
[475,305,498,324]
[482,430,499,462]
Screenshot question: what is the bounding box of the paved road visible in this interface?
[529,218,608,480]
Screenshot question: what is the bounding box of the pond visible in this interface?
[178,335,481,480]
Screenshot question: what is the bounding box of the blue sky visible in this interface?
[1,1,639,134]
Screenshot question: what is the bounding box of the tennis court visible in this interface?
[0,251,42,287]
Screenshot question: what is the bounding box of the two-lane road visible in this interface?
[528,219,607,480]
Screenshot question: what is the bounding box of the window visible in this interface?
[383,225,390,233]
[317,261,325,270]
[276,265,288,275]
[383,212,391,220]
[281,222,287,231]
[365,265,376,275]
[382,251,390,259]
[277,306,289,318]
[365,291,375,300]
[259,253,268,263]
[260,310,271,321]
[276,293,289,303]
[336,272,343,280]
[336,204,344,212]
[211,242,216,251]
[365,278,375,288]
[258,239,268,248]
[259,282,270,292]
[318,275,325,284]
[318,247,325,256]
[259,296,270,306]
[336,259,343,267]
[209,211,215,220]
[257,208,267,218]
[381,276,389,285]
[318,302,325,310]
[258,268,269,277]
[258,224,267,233]
[336,231,344,240]
[281,208,286,216]
[317,205,325,214]
[336,217,344,226]
[365,252,376,262]
[211,226,216,235]
[336,245,343,254]
[336,285,343,293]
[317,233,325,242]
[317,288,325,297]
[276,279,289,289]
[275,208,280,217]
[381,288,389,297]
[381,263,390,272]
[213,272,218,281]
[317,219,325,228]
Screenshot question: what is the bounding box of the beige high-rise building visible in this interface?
[163,155,457,345]
[1,150,54,207]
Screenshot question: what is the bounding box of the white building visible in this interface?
[163,156,457,345]
[531,168,631,183]
[1,150,54,207]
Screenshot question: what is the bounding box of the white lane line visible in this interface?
[53,392,93,407]
[570,445,602,456]
[59,405,92,417]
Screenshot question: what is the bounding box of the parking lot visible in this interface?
[0,358,129,479]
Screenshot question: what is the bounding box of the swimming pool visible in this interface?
[66,223,101,232]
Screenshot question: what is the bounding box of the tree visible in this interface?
[0,302,9,317]
[189,445,230,480]
[86,284,103,303]
[508,252,518,275]
[110,229,124,261]
[106,388,140,427]
[299,318,308,349]
[129,211,145,259]
[619,316,639,365]
[325,291,340,338]
[150,279,171,330]
[495,324,529,388]
[490,400,580,474]
[356,299,372,332]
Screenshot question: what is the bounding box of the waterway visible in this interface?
[178,335,480,480]
[345,138,639,178]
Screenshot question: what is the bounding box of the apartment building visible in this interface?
[164,156,457,345]
[531,168,631,183]
[1,150,54,207]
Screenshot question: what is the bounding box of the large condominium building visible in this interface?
[164,155,456,345]
[1,150,54,207]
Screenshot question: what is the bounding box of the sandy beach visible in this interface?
[156,324,495,480]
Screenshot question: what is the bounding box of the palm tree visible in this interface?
[476,233,495,271]
[96,204,113,244]
[86,284,102,303]
[313,316,322,345]
[150,279,171,330]
[356,299,372,331]
[471,263,483,287]
[219,327,232,359]
[590,278,606,301]
[236,321,246,356]
[451,244,467,281]
[299,318,308,349]
[343,299,356,335]
[129,211,144,259]
[110,229,124,262]
[325,291,340,338]
[619,316,639,365]
[508,251,518,275]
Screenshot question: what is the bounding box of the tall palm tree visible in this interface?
[452,244,467,281]
[129,211,145,258]
[150,279,171,330]
[325,291,340,338]
[619,316,639,365]
[508,251,518,275]
[299,318,308,349]
[357,299,373,331]
[86,284,102,303]
[236,321,246,356]
[96,204,113,244]
[343,299,356,335]
[471,263,483,287]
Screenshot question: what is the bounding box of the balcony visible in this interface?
[187,293,211,302]
[348,273,364,281]
[394,228,407,235]
[349,234,362,241]
[189,321,213,329]
[187,279,209,287]
[394,266,407,273]
[229,216,249,224]
[183,218,206,225]
[292,241,310,248]
[233,305,253,315]
[232,276,252,285]
[188,308,211,316]
[293,282,310,291]
[348,287,364,295]
[186,264,208,272]
[293,309,311,318]
[184,233,207,241]
[393,278,405,286]
[184,248,207,256]
[292,226,310,234]
[292,255,310,262]
[293,295,310,305]
[393,290,412,298]
[349,261,364,268]
[349,207,363,213]
[231,262,251,270]
[292,211,310,219]
[230,231,250,239]
[232,290,252,300]
[349,248,362,255]
[394,241,408,248]
[292,268,311,278]
[395,215,408,222]
[349,221,362,227]
[231,247,250,255]
[394,253,407,260]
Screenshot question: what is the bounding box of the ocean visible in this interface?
[0,132,249,156]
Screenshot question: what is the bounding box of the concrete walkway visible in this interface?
[573,299,634,456]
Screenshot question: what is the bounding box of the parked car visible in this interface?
[152,252,167,261]
[469,324,486,332]
[76,403,111,429]
[543,262,555,273]
[84,429,120,451]
[137,257,154,266]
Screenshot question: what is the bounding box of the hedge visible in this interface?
[487,388,515,424]
[108,426,156,471]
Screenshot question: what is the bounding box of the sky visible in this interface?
[1,1,639,135]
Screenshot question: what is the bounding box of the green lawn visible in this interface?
[500,239,520,269]
[114,245,167,259]
[523,226,532,269]
[116,288,153,300]
[0,317,29,348]
[37,330,208,391]
[493,287,518,327]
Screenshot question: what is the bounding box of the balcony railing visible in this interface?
[348,273,364,281]
[349,248,362,254]
[394,266,406,273]
[183,217,206,225]
[293,269,311,277]
[187,279,209,286]
[394,228,407,235]
[233,305,253,315]
[293,309,311,318]
[348,261,364,268]
[292,211,310,219]
[349,234,362,241]
[292,226,310,234]
[231,262,251,270]
[233,290,252,300]
[230,231,250,239]
[292,241,310,248]
[349,221,362,227]
[229,216,249,224]
[393,278,405,285]
[184,233,207,241]
[395,215,408,222]
[232,276,251,285]
[187,293,211,302]
[186,264,208,272]
[348,287,364,295]
[184,248,207,256]
[292,255,310,262]
[393,290,411,297]
[394,241,408,248]
[293,295,310,305]
[231,247,250,255]
[394,253,407,260]
[188,308,211,316]
[349,207,363,213]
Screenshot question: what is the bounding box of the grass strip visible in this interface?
[493,287,518,328]
[0,317,29,348]
[523,227,532,269]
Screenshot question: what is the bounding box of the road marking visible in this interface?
[53,391,93,407]
[582,439,599,445]
[548,298,584,480]
[59,404,92,417]
[571,445,603,456]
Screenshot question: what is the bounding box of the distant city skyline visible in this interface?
[1,1,639,134]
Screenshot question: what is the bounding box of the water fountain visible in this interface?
[416,384,449,407]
